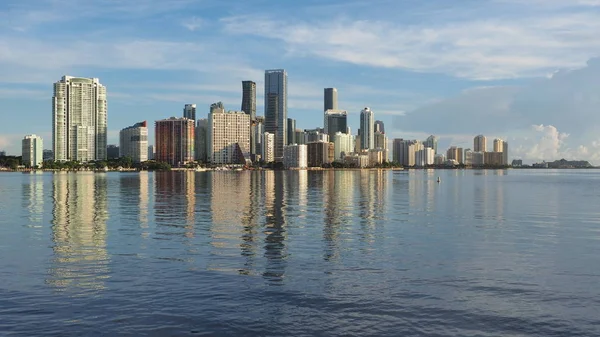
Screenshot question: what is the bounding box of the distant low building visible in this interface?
[547,159,593,168]
[511,159,523,167]
[307,141,331,167]
[344,152,369,168]
[22,134,43,168]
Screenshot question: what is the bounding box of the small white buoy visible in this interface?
[437,176,441,183]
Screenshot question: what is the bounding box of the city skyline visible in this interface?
[1,1,600,164]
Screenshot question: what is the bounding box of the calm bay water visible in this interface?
[1,169,599,336]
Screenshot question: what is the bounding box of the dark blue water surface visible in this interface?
[1,170,599,336]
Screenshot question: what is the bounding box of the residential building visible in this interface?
[393,139,419,166]
[446,146,464,164]
[503,142,509,166]
[493,138,504,152]
[107,145,119,159]
[423,135,438,154]
[374,120,385,134]
[324,88,338,111]
[434,154,446,165]
[472,152,485,166]
[324,109,348,139]
[147,145,155,160]
[183,104,196,120]
[474,135,487,153]
[344,153,369,168]
[408,141,424,167]
[415,148,434,167]
[119,121,148,163]
[195,119,208,162]
[22,134,43,167]
[512,159,523,167]
[305,129,329,143]
[484,151,504,166]
[241,81,256,119]
[333,132,354,161]
[43,149,53,161]
[287,118,296,145]
[360,107,374,150]
[283,144,307,169]
[464,148,473,166]
[307,141,330,167]
[155,117,195,167]
[208,103,251,165]
[374,131,388,161]
[52,75,107,162]
[253,116,264,161]
[368,148,386,166]
[263,132,275,163]
[294,129,306,145]
[264,69,287,162]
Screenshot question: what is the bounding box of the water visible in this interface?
[1,169,599,336]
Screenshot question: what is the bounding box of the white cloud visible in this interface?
[182,17,204,31]
[221,6,600,80]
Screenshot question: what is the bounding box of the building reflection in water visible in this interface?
[357,170,387,246]
[119,172,151,239]
[47,172,109,293]
[154,171,195,240]
[238,172,261,275]
[322,170,355,261]
[21,172,45,238]
[262,171,287,284]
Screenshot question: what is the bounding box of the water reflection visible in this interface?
[322,171,355,261]
[154,171,195,239]
[357,170,387,246]
[47,173,109,292]
[21,172,45,234]
[263,171,287,284]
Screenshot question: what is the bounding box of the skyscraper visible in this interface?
[52,75,107,162]
[264,69,287,162]
[155,117,195,167]
[374,120,385,134]
[474,135,487,152]
[324,88,338,111]
[493,138,504,152]
[324,109,348,139]
[119,121,148,163]
[241,81,256,119]
[287,118,296,145]
[22,134,43,167]
[183,104,196,120]
[208,103,251,165]
[423,135,438,154]
[195,119,208,162]
[360,107,374,150]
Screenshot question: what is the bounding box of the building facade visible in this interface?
[287,118,296,145]
[360,107,374,150]
[119,121,148,163]
[374,120,385,134]
[195,119,208,162]
[324,87,338,111]
[52,75,107,162]
[22,134,43,167]
[155,117,195,167]
[424,135,438,154]
[283,144,307,169]
[208,105,251,165]
[324,109,348,139]
[241,81,256,119]
[307,141,330,167]
[264,69,287,162]
[183,104,196,120]
[333,132,354,162]
[474,135,487,153]
[263,132,275,163]
[415,148,435,167]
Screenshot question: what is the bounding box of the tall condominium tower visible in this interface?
[423,135,438,154]
[324,109,348,139]
[474,135,487,152]
[360,107,374,150]
[324,88,338,111]
[195,119,209,162]
[241,81,257,119]
[208,103,251,165]
[264,69,288,162]
[52,75,107,162]
[183,104,197,120]
[22,134,43,167]
[287,118,296,145]
[119,121,148,163]
[155,117,195,167]
[374,120,385,134]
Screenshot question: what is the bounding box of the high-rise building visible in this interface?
[43,149,54,161]
[307,141,331,167]
[333,132,354,162]
[304,128,329,143]
[263,132,275,163]
[374,120,385,134]
[253,116,265,161]
[374,131,388,161]
[195,119,208,162]
[208,103,251,165]
[424,135,438,154]
[183,104,196,120]
[393,139,418,166]
[147,145,155,160]
[446,146,464,164]
[415,148,434,167]
[360,107,374,150]
[493,138,503,153]
[324,88,338,111]
[503,142,509,166]
[287,118,296,145]
[264,69,287,162]
[464,149,473,166]
[283,144,307,169]
[324,109,348,138]
[119,121,148,163]
[485,151,504,166]
[474,135,487,153]
[22,134,43,168]
[155,117,195,167]
[52,75,107,162]
[408,141,424,167]
[294,129,306,145]
[241,81,256,119]
[107,145,120,159]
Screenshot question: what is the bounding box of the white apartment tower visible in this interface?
[22,134,43,167]
[208,104,251,165]
[283,144,307,169]
[333,132,354,161]
[119,121,148,163]
[53,76,107,162]
[263,132,275,163]
[360,107,374,150]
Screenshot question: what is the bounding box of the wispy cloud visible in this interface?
[182,17,204,31]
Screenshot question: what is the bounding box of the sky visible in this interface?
[1,0,600,163]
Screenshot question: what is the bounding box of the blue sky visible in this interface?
[1,0,600,163]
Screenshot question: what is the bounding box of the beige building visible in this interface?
[474,135,487,153]
[208,104,251,165]
[119,121,148,163]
